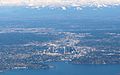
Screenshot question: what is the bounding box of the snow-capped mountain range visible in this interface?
[0,0,120,9]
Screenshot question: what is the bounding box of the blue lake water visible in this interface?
[1,62,120,75]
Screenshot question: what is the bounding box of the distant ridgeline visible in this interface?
[0,0,120,8]
[0,0,120,23]
[0,5,120,30]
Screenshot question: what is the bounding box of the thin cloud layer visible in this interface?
[0,0,120,8]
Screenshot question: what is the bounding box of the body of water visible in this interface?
[1,62,120,75]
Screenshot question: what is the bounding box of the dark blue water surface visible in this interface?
[1,62,120,75]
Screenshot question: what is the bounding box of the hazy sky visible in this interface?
[0,0,120,7]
